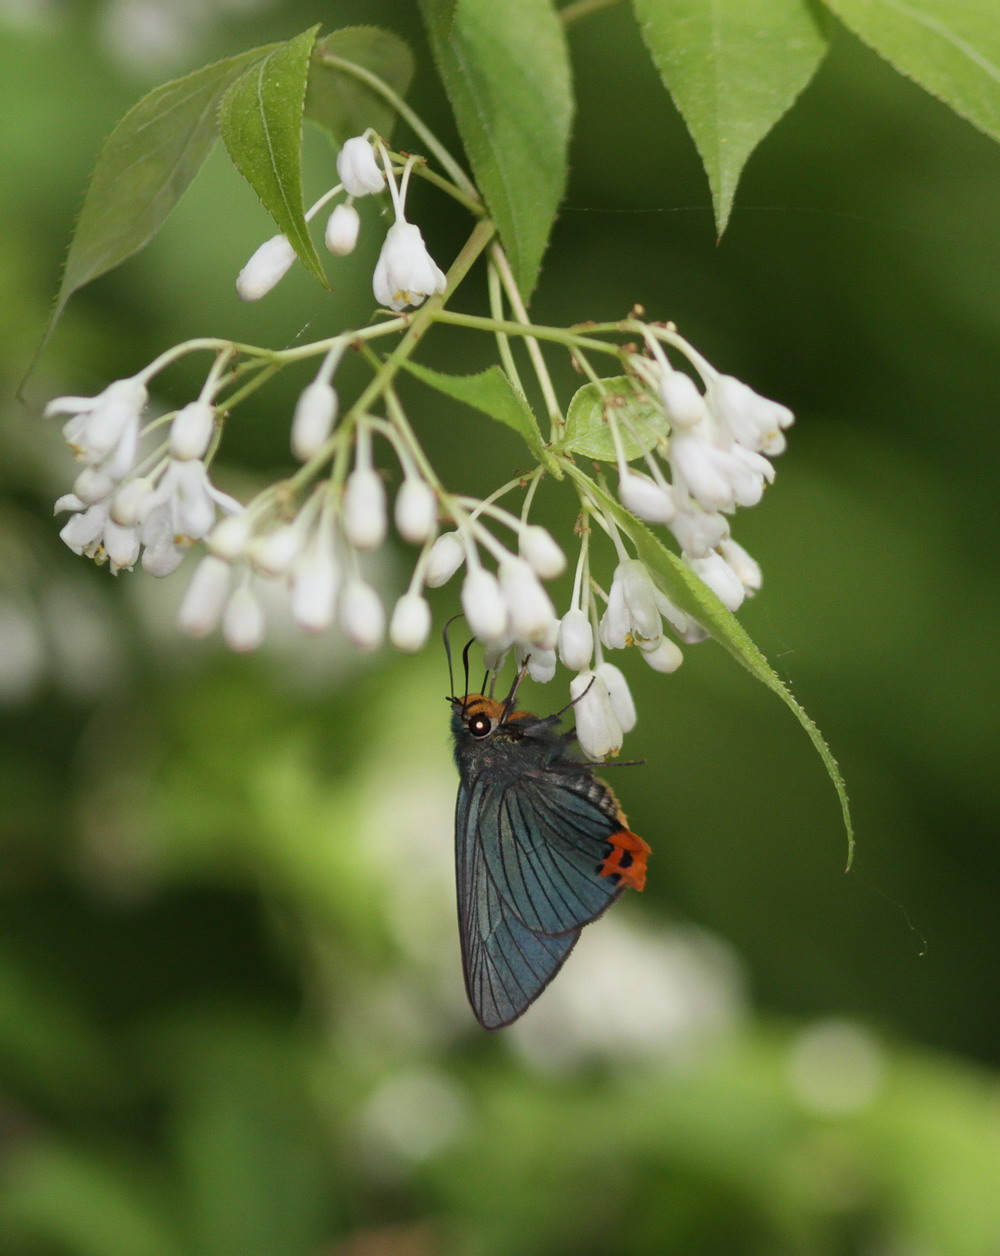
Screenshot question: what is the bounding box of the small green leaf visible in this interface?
[560,377,667,463]
[631,0,829,235]
[581,472,854,864]
[219,27,327,289]
[823,0,1000,143]
[419,0,573,297]
[305,26,415,144]
[403,360,560,475]
[41,43,279,351]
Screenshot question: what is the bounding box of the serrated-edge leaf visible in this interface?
[631,0,829,234]
[419,0,573,297]
[305,26,415,144]
[560,377,667,462]
[403,360,560,475]
[823,0,1000,144]
[41,43,280,355]
[219,27,326,288]
[580,472,854,864]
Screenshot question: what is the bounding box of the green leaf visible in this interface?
[419,0,573,298]
[403,360,560,475]
[560,376,667,463]
[305,26,415,144]
[42,43,279,351]
[219,27,327,289]
[579,472,854,864]
[822,0,1000,144]
[631,0,829,235]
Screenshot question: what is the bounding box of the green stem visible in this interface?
[429,309,622,357]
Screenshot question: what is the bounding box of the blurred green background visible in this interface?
[2,2,1000,1253]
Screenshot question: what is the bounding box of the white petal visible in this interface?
[570,670,622,760]
[336,136,385,197]
[639,636,684,673]
[498,557,557,646]
[394,477,438,545]
[291,544,339,632]
[523,644,557,684]
[518,525,565,578]
[461,567,508,643]
[340,578,385,650]
[291,381,338,461]
[325,203,361,255]
[104,520,140,572]
[208,512,253,560]
[424,532,466,588]
[223,585,265,651]
[248,524,304,576]
[169,401,215,461]
[389,593,432,653]
[596,662,636,733]
[659,370,707,428]
[236,234,297,301]
[619,470,675,524]
[558,608,594,672]
[178,556,232,636]
[619,559,662,643]
[687,552,745,611]
[343,468,387,550]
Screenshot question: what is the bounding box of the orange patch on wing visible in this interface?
[600,829,651,892]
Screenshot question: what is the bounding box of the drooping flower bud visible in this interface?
[498,557,557,647]
[687,552,746,611]
[639,636,684,673]
[291,381,338,461]
[325,203,360,255]
[518,525,566,578]
[461,567,508,643]
[659,370,707,428]
[394,477,438,544]
[595,662,636,733]
[336,136,386,197]
[570,670,622,760]
[236,234,297,301]
[222,584,265,651]
[248,524,304,576]
[169,400,215,461]
[339,578,385,650]
[558,608,593,672]
[208,512,253,560]
[178,555,232,637]
[343,468,387,551]
[618,470,675,524]
[291,540,339,633]
[424,532,466,588]
[372,221,447,311]
[389,593,432,653]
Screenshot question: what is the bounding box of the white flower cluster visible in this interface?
[236,132,446,312]
[615,329,793,614]
[48,375,241,577]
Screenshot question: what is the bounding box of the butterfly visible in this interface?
[448,642,651,1030]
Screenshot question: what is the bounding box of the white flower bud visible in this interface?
[708,374,794,451]
[178,555,232,637]
[389,593,432,653]
[618,470,675,524]
[619,559,662,643]
[111,477,154,527]
[291,381,338,462]
[394,477,437,544]
[141,540,184,578]
[499,557,557,647]
[325,203,360,255]
[595,662,636,733]
[73,466,116,505]
[461,567,509,643]
[524,646,556,684]
[340,578,384,650]
[558,609,593,672]
[424,532,465,588]
[343,468,387,550]
[248,524,303,576]
[518,525,565,578]
[687,552,746,611]
[659,370,707,428]
[372,220,447,311]
[291,544,339,633]
[639,636,684,673]
[208,512,253,560]
[169,401,215,461]
[482,634,512,673]
[336,136,386,197]
[236,234,297,301]
[669,502,729,559]
[570,670,622,760]
[222,584,265,651]
[104,520,140,573]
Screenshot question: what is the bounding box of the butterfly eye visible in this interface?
[468,713,493,738]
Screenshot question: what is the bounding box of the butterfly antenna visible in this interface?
[461,637,475,710]
[499,658,530,724]
[442,614,464,699]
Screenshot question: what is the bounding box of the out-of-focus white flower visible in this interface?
[707,374,794,453]
[336,136,386,197]
[247,524,304,576]
[570,670,622,760]
[343,468,387,550]
[461,567,508,643]
[686,551,746,611]
[137,459,243,577]
[236,234,297,301]
[340,578,385,650]
[719,538,762,596]
[668,497,729,559]
[558,609,593,672]
[325,203,360,255]
[518,525,566,578]
[521,644,557,684]
[395,477,438,544]
[390,593,432,652]
[178,555,232,637]
[424,532,466,588]
[48,377,147,469]
[208,512,253,561]
[372,220,446,311]
[658,369,707,428]
[291,381,338,461]
[222,583,265,651]
[291,529,339,633]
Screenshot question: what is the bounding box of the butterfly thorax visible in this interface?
[450,693,575,785]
